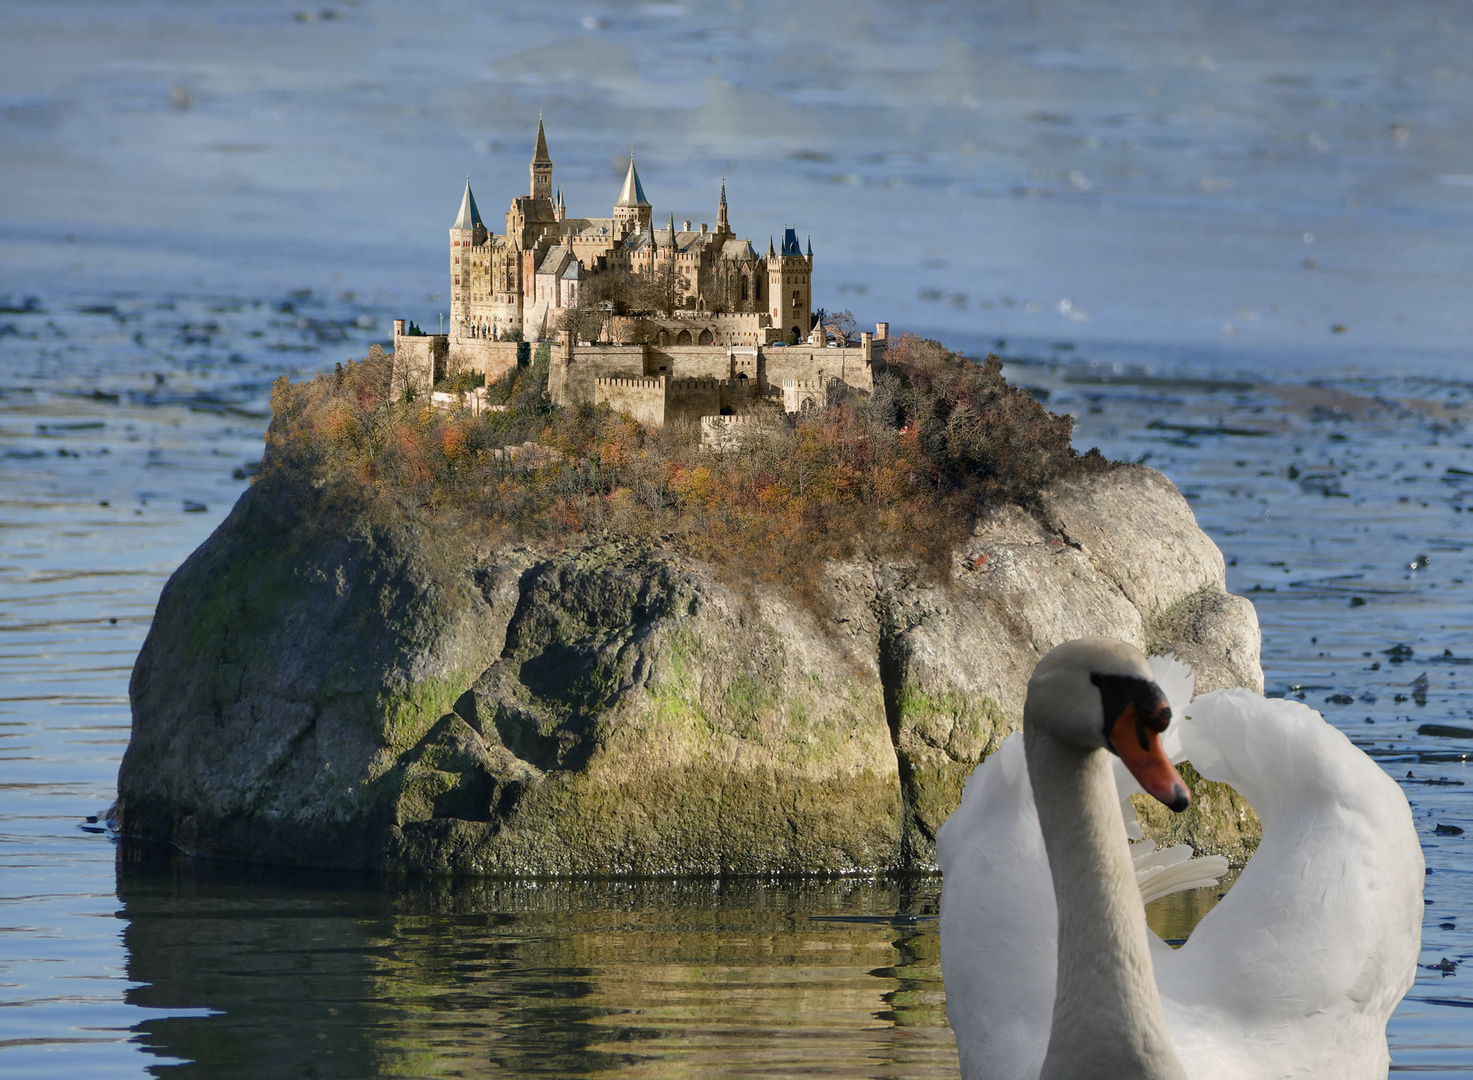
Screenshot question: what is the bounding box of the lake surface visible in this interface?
[3,1,1472,1075]
[1,294,1469,1077]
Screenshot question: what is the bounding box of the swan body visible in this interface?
[938,639,1423,1080]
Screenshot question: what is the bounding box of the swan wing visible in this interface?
[938,729,1227,1080]
[1155,690,1424,1080]
[938,733,1055,1080]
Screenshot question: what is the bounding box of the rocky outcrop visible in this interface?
[115,464,1262,874]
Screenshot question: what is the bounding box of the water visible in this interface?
[2,294,1469,1076]
[3,1,1472,1076]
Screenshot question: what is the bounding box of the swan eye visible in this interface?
[1090,672,1171,751]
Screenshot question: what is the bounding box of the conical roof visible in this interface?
[719,178,727,207]
[451,178,482,230]
[616,154,650,208]
[533,118,552,165]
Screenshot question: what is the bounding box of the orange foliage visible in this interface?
[259,335,1107,589]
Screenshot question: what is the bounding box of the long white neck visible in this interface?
[1025,728,1187,1080]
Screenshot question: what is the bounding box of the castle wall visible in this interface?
[647,346,735,381]
[764,344,874,394]
[447,339,521,385]
[392,330,448,398]
[595,375,666,427]
[667,377,723,424]
[647,312,770,347]
[700,414,775,450]
[559,343,649,407]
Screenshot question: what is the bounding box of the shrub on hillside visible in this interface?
[262,335,1109,585]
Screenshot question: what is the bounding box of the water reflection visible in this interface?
[117,845,958,1079]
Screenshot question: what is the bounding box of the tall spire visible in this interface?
[451,176,482,230]
[767,235,775,257]
[533,116,552,165]
[529,116,553,200]
[806,235,812,257]
[615,153,650,208]
[668,210,677,246]
[717,178,729,232]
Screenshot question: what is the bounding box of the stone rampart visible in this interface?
[447,339,521,385]
[391,330,448,398]
[782,379,828,413]
[667,377,723,422]
[700,413,778,450]
[766,344,873,394]
[595,375,667,427]
[647,345,736,381]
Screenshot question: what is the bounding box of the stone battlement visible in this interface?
[596,375,664,391]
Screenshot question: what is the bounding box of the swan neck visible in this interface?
[1025,728,1186,1080]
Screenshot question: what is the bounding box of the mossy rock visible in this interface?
[1133,761,1261,864]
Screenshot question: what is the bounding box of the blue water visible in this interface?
[2,2,1471,1076]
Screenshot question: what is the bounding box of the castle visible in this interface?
[393,119,886,428]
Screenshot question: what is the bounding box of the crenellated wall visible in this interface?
[595,375,666,427]
[402,322,887,428]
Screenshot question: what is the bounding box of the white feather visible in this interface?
[938,654,1423,1080]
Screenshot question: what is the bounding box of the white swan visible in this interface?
[937,638,1424,1080]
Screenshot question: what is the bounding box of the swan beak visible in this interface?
[1108,704,1191,813]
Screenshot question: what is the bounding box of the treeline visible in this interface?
[262,335,1109,584]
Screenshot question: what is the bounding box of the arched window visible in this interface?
[754,278,761,301]
[698,329,713,345]
[741,276,750,301]
[677,329,692,345]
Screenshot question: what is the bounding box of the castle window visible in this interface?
[741,276,749,301]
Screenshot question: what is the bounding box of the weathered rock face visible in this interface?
[115,464,1263,875]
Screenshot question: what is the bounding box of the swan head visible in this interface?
[1025,638,1191,813]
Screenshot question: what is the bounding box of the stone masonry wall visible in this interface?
[595,375,666,427]
[447,339,521,385]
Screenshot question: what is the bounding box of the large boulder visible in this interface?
[115,464,1262,874]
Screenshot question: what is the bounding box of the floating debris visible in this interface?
[1419,723,1473,739]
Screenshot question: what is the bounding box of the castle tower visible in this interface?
[449,177,486,337]
[554,185,566,223]
[767,226,811,343]
[717,178,729,234]
[530,117,553,202]
[613,153,652,237]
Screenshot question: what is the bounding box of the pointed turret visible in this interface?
[768,235,775,257]
[451,177,483,231]
[529,117,553,201]
[616,154,651,208]
[612,152,653,236]
[717,178,729,233]
[806,235,812,257]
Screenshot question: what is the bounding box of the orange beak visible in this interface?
[1108,703,1191,813]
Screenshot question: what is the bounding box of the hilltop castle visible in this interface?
[393,120,887,429]
[449,118,814,346]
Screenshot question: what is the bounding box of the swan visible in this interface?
[937,638,1424,1080]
